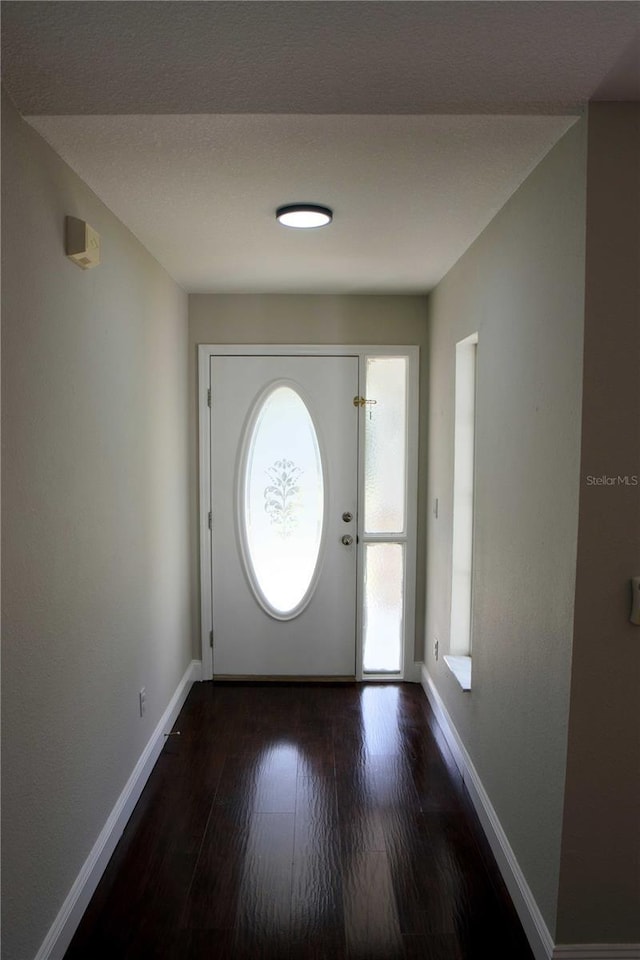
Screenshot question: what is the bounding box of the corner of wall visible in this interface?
[556,101,640,947]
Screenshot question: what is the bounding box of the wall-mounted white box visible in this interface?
[66,216,100,269]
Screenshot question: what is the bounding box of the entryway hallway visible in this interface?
[64,682,533,959]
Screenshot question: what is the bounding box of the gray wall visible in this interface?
[556,103,640,944]
[1,92,191,960]
[424,120,587,934]
[188,294,429,664]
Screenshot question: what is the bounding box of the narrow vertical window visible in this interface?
[362,356,408,675]
[364,358,407,534]
[363,543,404,672]
[446,334,477,690]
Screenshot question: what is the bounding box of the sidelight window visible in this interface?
[362,357,408,674]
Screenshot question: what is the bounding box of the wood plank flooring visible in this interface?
[64,682,534,959]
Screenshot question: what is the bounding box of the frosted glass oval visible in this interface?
[241,385,325,618]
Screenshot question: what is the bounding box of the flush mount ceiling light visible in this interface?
[276,204,333,229]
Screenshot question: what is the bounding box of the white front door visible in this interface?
[210,355,359,677]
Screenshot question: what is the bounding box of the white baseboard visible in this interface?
[34,659,202,960]
[553,948,640,959]
[420,664,555,960]
[420,666,640,960]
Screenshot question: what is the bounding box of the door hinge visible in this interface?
[208,511,212,530]
[207,388,211,408]
[209,629,214,648]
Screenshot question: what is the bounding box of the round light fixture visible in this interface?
[276,204,333,229]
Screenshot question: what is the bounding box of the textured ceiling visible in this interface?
[2,2,639,292]
[28,113,576,292]
[3,2,639,114]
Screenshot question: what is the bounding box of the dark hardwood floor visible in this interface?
[64,682,534,959]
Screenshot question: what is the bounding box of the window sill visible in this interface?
[444,655,472,691]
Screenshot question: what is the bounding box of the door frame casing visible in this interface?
[198,344,420,682]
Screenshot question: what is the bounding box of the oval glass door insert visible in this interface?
[241,383,325,618]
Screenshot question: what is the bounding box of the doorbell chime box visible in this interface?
[66,216,100,269]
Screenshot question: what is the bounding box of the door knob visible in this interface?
[341,535,354,546]
[342,511,353,523]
